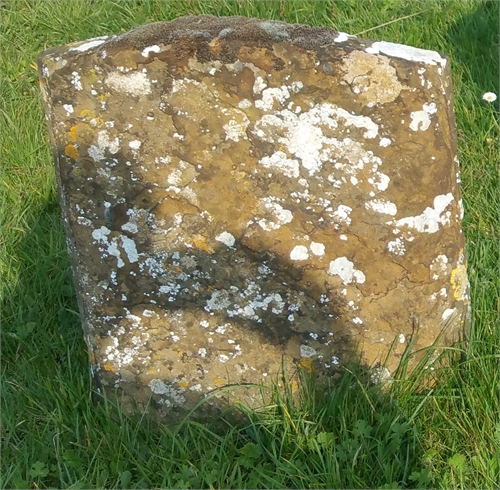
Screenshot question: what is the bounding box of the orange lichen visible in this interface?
[208,37,221,56]
[192,235,215,254]
[79,109,103,128]
[68,123,93,143]
[64,144,78,160]
[102,363,114,372]
[177,380,189,388]
[298,358,314,372]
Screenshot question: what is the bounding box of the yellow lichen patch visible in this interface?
[79,109,95,119]
[213,378,226,387]
[146,369,157,375]
[87,68,99,85]
[68,123,93,144]
[298,358,314,372]
[192,235,215,254]
[102,363,115,372]
[451,264,468,302]
[64,144,78,161]
[290,379,299,391]
[177,380,189,389]
[79,109,103,128]
[231,170,247,182]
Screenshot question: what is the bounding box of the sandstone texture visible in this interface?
[38,15,470,420]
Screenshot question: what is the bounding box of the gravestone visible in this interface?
[38,15,470,420]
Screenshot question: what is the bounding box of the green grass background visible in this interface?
[1,0,499,488]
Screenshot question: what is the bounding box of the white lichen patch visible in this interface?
[88,130,120,162]
[129,140,142,150]
[365,199,397,216]
[334,107,379,138]
[366,41,447,68]
[410,102,438,132]
[441,308,456,321]
[238,98,252,109]
[255,85,291,111]
[215,324,228,334]
[329,142,388,194]
[106,71,152,96]
[430,254,449,280]
[205,290,231,311]
[367,171,390,192]
[256,197,293,231]
[120,235,139,263]
[309,242,325,257]
[223,112,250,142]
[148,379,186,407]
[334,32,350,43]
[166,161,199,188]
[68,36,108,53]
[121,222,138,234]
[379,137,391,147]
[203,281,287,322]
[141,45,160,57]
[331,205,352,229]
[290,245,309,261]
[63,104,74,115]
[71,71,82,91]
[253,104,378,176]
[253,76,267,95]
[398,333,405,343]
[77,217,92,226]
[259,151,300,178]
[215,231,235,247]
[300,344,317,358]
[328,257,366,285]
[390,193,454,234]
[103,324,149,369]
[92,226,124,268]
[387,237,406,256]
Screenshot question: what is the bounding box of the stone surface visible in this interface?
[38,15,470,420]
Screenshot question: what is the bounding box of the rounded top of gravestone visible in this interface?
[103,15,357,61]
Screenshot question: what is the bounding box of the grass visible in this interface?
[1,0,498,488]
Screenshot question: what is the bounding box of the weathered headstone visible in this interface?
[38,15,470,420]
